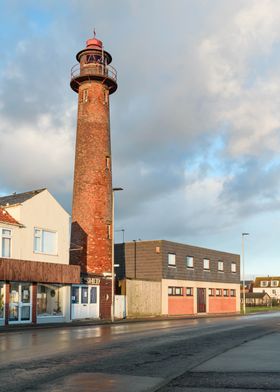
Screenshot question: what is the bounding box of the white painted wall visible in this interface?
[5,190,70,265]
[254,287,280,301]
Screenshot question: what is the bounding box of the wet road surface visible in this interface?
[1,313,280,391]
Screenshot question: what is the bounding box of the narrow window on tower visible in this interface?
[83,89,88,103]
[103,89,109,105]
[106,156,111,171]
[107,224,111,240]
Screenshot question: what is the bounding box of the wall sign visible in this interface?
[81,277,101,285]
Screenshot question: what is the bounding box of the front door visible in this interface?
[71,285,99,319]
[197,288,206,313]
[9,283,32,323]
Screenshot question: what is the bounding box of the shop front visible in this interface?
[0,258,80,326]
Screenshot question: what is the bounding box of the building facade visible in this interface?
[0,189,80,326]
[253,276,280,304]
[70,34,117,319]
[115,240,240,317]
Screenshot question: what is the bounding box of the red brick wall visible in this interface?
[71,82,112,276]
[209,297,237,313]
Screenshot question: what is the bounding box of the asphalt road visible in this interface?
[1,313,280,391]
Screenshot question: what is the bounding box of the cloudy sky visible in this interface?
[1,0,280,277]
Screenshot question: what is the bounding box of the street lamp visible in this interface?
[111,187,123,323]
[242,232,249,315]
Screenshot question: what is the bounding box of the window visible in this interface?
[218,261,224,271]
[34,229,57,255]
[208,288,214,296]
[260,281,268,287]
[216,289,222,296]
[272,289,276,295]
[230,289,236,297]
[82,89,88,103]
[186,287,193,296]
[223,289,229,297]
[106,156,111,170]
[186,256,194,268]
[90,287,97,304]
[1,228,11,258]
[203,258,210,270]
[107,224,111,240]
[71,286,79,304]
[37,284,63,317]
[168,286,182,296]
[271,280,279,287]
[168,253,176,267]
[103,89,109,105]
[0,283,4,318]
[231,263,236,273]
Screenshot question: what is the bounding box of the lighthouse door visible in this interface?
[71,285,99,319]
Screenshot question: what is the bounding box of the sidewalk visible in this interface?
[0,312,242,333]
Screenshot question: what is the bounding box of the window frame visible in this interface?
[216,289,222,297]
[0,228,12,258]
[218,261,224,272]
[168,286,183,296]
[231,263,237,273]
[230,289,236,297]
[223,289,229,297]
[208,288,214,297]
[186,256,194,269]
[271,280,279,287]
[203,258,210,270]
[168,253,176,268]
[186,287,193,296]
[33,228,58,256]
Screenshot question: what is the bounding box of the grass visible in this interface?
[245,306,280,314]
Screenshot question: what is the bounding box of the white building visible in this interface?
[253,277,280,303]
[0,189,80,326]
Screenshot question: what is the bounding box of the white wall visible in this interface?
[254,287,280,301]
[5,190,70,265]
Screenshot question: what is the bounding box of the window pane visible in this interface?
[21,285,30,303]
[37,284,63,316]
[2,229,11,236]
[90,287,97,304]
[42,231,56,254]
[168,253,176,266]
[231,263,236,272]
[186,256,194,268]
[34,236,41,252]
[72,287,79,304]
[2,237,11,257]
[81,287,88,304]
[204,259,210,269]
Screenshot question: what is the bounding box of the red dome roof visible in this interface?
[86,38,103,48]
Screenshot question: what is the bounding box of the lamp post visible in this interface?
[242,232,249,315]
[111,187,123,323]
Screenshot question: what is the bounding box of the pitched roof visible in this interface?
[0,207,20,225]
[0,188,46,207]
[254,277,280,287]
[246,292,270,299]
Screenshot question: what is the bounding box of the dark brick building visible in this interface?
[115,240,240,316]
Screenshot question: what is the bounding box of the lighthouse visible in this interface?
[70,33,117,319]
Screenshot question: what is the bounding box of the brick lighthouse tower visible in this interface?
[70,33,117,319]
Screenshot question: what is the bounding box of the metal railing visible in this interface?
[71,63,117,83]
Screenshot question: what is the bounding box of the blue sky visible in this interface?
[1,1,280,277]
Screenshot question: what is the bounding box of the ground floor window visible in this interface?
[230,289,236,297]
[0,283,4,318]
[208,288,214,296]
[186,287,193,296]
[168,286,183,296]
[37,284,63,317]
